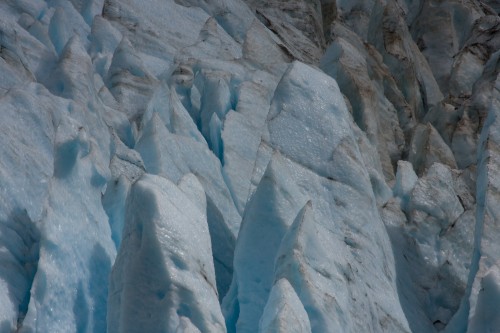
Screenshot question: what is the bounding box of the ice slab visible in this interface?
[107,174,225,333]
[259,278,311,333]
[223,156,307,333]
[225,61,410,333]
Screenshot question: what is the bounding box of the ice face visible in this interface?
[320,30,405,181]
[224,61,410,333]
[0,0,499,332]
[107,174,225,333]
[467,264,500,332]
[0,83,116,333]
[223,155,308,333]
[259,278,312,333]
[461,59,500,333]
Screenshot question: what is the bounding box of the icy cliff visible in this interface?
[0,0,499,332]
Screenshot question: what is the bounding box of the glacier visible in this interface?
[0,0,499,332]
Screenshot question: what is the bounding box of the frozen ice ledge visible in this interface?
[0,0,499,332]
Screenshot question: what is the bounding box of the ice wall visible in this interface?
[0,0,499,332]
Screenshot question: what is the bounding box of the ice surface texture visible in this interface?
[0,0,499,332]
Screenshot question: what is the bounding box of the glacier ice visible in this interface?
[224,61,410,332]
[222,155,308,333]
[107,174,224,333]
[0,0,499,332]
[259,278,312,333]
